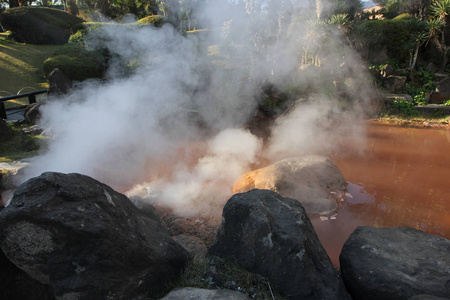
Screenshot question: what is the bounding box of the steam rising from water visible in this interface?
[9,1,375,215]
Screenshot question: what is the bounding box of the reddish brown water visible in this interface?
[311,121,450,267]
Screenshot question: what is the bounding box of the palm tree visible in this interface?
[429,0,450,73]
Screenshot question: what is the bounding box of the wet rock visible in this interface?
[430,77,450,103]
[0,172,191,299]
[0,249,54,300]
[232,156,346,215]
[158,287,251,300]
[209,189,351,300]
[0,118,14,142]
[340,226,450,300]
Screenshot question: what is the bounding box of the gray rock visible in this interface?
[340,226,450,300]
[430,77,450,103]
[0,172,191,299]
[0,118,14,142]
[409,295,450,300]
[381,93,414,103]
[232,156,346,215]
[172,235,208,259]
[209,189,351,300]
[384,75,407,93]
[159,287,251,300]
[0,248,54,300]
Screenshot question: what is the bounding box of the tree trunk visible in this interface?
[440,28,447,73]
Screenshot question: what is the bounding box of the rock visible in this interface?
[426,63,439,74]
[383,75,407,93]
[415,104,450,116]
[430,77,450,103]
[209,189,351,300]
[381,93,414,103]
[21,124,44,135]
[0,118,14,142]
[340,226,450,300]
[0,172,191,299]
[24,103,42,125]
[172,235,208,259]
[159,287,251,300]
[47,68,73,96]
[0,248,54,300]
[232,156,346,215]
[409,296,450,300]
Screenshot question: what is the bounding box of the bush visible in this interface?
[43,44,107,81]
[390,100,419,116]
[353,19,415,65]
[0,7,84,44]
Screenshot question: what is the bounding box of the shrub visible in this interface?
[43,44,107,81]
[353,19,415,65]
[390,100,419,116]
[0,7,84,44]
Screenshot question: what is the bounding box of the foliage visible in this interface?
[137,15,169,27]
[0,123,47,162]
[43,44,107,81]
[352,19,419,64]
[404,68,436,105]
[443,99,450,106]
[0,6,84,44]
[393,12,412,20]
[390,99,420,116]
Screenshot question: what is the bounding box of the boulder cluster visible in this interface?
[0,169,449,300]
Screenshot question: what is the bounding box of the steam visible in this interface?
[127,128,262,216]
[8,1,376,215]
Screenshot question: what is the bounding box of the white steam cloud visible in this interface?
[9,0,376,215]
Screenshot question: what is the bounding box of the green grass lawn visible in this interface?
[0,33,61,107]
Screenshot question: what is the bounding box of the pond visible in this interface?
[311,121,450,267]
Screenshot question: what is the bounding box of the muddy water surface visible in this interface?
[311,121,450,267]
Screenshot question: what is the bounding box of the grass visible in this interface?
[0,33,62,107]
[157,256,285,299]
[0,122,48,162]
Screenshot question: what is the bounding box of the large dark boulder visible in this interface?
[0,172,191,299]
[430,77,450,103]
[0,249,54,300]
[340,226,450,300]
[209,189,351,300]
[232,156,346,215]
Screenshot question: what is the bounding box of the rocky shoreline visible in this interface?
[1,171,449,300]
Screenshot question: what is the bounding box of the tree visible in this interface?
[429,0,450,73]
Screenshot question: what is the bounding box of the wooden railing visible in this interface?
[0,89,48,119]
